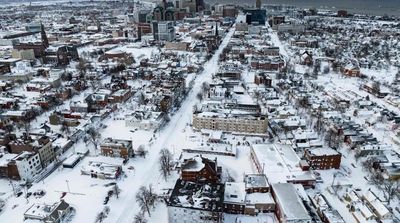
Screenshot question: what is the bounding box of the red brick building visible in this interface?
[0,153,20,180]
[181,155,220,183]
[254,73,272,87]
[100,138,133,158]
[250,57,284,71]
[304,148,342,170]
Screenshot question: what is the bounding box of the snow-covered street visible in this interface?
[110,28,235,223]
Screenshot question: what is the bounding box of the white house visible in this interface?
[125,111,164,130]
[12,151,42,182]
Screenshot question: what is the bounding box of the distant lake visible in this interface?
[207,0,400,16]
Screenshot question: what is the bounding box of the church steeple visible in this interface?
[41,23,49,48]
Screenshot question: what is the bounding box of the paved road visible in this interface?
[112,27,235,223]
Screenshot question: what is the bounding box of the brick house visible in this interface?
[300,51,313,66]
[181,155,221,183]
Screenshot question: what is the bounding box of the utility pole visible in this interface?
[66,180,71,193]
[25,183,29,203]
[262,162,265,174]
[331,172,337,187]
[9,179,16,196]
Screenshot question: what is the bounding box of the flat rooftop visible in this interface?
[272,183,311,221]
[244,174,269,189]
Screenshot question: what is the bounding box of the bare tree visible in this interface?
[201,82,210,92]
[296,97,309,109]
[133,212,148,223]
[372,81,380,94]
[87,127,101,152]
[23,121,31,135]
[60,121,70,134]
[159,148,173,180]
[196,92,203,101]
[312,62,320,76]
[103,206,110,215]
[95,211,106,223]
[254,90,261,104]
[312,107,324,134]
[136,186,151,216]
[147,184,157,208]
[362,157,378,171]
[76,58,90,76]
[370,173,400,205]
[137,145,147,158]
[114,184,121,199]
[138,92,146,105]
[324,128,337,149]
[95,206,109,223]
[135,185,157,217]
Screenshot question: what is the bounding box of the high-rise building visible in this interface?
[222,5,237,18]
[179,0,204,13]
[256,0,261,9]
[244,9,267,25]
[152,21,175,42]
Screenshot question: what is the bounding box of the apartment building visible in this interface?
[11,151,42,182]
[304,148,342,170]
[192,112,268,134]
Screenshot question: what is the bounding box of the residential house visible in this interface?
[24,200,73,223]
[125,110,164,130]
